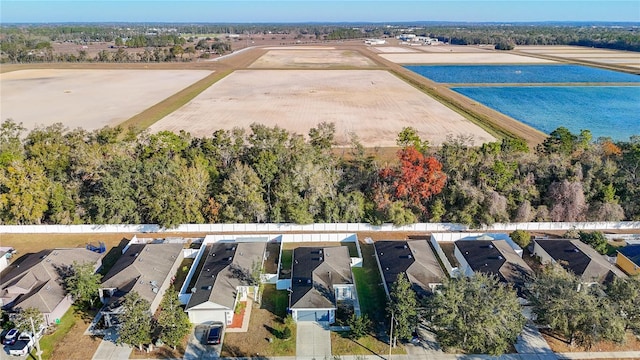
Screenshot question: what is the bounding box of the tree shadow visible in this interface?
[99,238,129,275]
[222,343,247,357]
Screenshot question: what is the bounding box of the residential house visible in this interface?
[374,240,445,297]
[533,239,627,284]
[616,244,640,276]
[455,238,533,292]
[185,241,266,325]
[0,248,103,325]
[99,242,183,327]
[289,246,355,324]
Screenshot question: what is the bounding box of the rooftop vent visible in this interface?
[207,268,210,272]
[380,252,383,256]
[207,285,212,290]
[498,256,503,260]
[152,288,159,294]
[385,267,389,271]
[134,253,139,257]
[319,257,323,261]
[307,279,311,284]
[319,250,323,254]
[151,281,158,287]
[403,244,408,249]
[232,246,236,251]
[212,253,216,256]
[408,254,412,259]
[488,244,494,249]
[228,257,233,261]
[239,252,243,256]
[191,287,197,293]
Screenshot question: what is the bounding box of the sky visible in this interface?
[1,1,639,23]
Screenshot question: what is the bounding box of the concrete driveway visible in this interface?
[184,324,222,360]
[91,328,132,360]
[296,322,331,358]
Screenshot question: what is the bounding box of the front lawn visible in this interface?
[331,331,406,356]
[221,285,295,357]
[44,306,102,360]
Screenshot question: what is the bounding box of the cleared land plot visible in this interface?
[265,46,337,50]
[249,49,376,68]
[150,70,495,147]
[0,69,212,132]
[515,46,640,67]
[380,52,556,64]
[369,46,419,53]
[414,45,495,53]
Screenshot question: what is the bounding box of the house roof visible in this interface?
[290,246,352,310]
[618,244,640,266]
[374,240,445,297]
[186,242,266,311]
[101,243,183,307]
[455,240,532,286]
[0,248,102,313]
[535,239,627,283]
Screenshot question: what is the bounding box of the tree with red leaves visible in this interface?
[378,147,447,217]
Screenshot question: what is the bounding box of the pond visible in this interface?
[405,64,640,84]
[452,86,640,140]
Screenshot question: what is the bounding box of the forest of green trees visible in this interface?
[1,23,638,63]
[1,120,638,228]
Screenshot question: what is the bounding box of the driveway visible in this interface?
[184,324,222,360]
[296,322,331,358]
[91,328,132,360]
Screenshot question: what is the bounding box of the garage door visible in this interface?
[188,310,227,324]
[297,310,329,322]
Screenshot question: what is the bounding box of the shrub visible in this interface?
[578,231,608,254]
[509,230,531,249]
[281,326,292,340]
[348,314,371,340]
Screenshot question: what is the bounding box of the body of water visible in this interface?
[405,64,640,84]
[452,86,640,141]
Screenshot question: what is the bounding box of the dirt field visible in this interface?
[149,69,495,147]
[369,46,419,53]
[0,69,212,132]
[514,46,640,69]
[249,49,377,68]
[379,52,556,64]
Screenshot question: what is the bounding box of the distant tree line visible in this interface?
[1,120,639,228]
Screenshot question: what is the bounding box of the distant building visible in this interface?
[533,239,627,284]
[0,248,103,325]
[99,242,184,327]
[364,39,386,45]
[615,244,640,276]
[374,240,445,297]
[289,246,355,324]
[185,241,266,325]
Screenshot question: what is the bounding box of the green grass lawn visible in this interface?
[262,284,289,318]
[36,306,86,359]
[331,331,406,356]
[353,243,388,323]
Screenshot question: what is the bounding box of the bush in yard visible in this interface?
[510,230,531,249]
[348,314,371,340]
[281,325,292,340]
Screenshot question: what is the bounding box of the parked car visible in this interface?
[3,328,18,345]
[206,323,224,345]
[7,332,33,356]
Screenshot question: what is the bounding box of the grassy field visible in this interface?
[42,307,102,360]
[331,331,406,356]
[352,243,388,323]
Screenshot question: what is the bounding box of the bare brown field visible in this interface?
[515,46,640,68]
[379,52,556,64]
[0,69,211,132]
[149,69,495,147]
[414,45,496,53]
[249,49,377,68]
[369,46,419,53]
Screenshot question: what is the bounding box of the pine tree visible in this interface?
[156,287,191,350]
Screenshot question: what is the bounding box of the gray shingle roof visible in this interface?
[0,248,102,313]
[101,243,183,306]
[289,246,353,309]
[186,242,266,310]
[375,240,445,296]
[455,240,532,287]
[535,239,627,283]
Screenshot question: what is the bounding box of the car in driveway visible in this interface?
[3,329,19,345]
[206,323,224,345]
